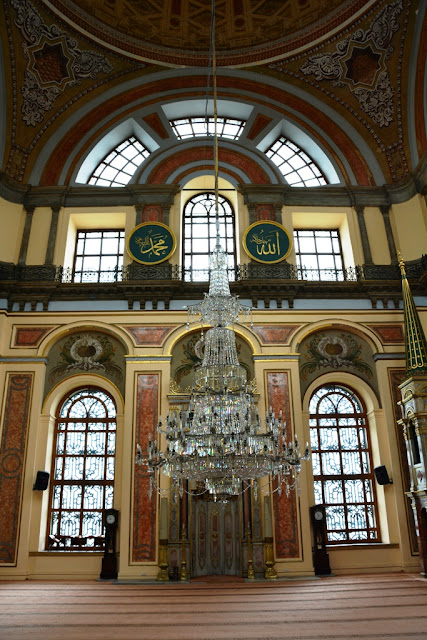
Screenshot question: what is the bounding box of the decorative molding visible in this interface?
[0,374,33,564]
[123,326,176,346]
[13,326,54,347]
[251,325,300,345]
[1,156,427,206]
[299,0,403,128]
[366,323,405,343]
[11,0,113,127]
[40,0,371,67]
[269,0,411,182]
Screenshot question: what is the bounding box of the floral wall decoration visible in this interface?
[170,330,254,393]
[299,329,379,399]
[44,331,125,398]
[11,0,113,127]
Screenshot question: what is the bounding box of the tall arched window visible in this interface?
[309,385,380,543]
[47,388,117,550]
[183,192,236,282]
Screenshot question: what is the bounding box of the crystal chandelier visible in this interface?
[136,240,310,500]
[135,3,310,501]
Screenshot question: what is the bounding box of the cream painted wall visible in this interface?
[0,198,24,263]
[26,207,51,265]
[392,195,427,261]
[364,207,391,264]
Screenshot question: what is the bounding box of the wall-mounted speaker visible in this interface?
[374,465,392,485]
[33,471,50,491]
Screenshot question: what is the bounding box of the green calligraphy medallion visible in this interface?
[243,221,292,264]
[127,222,176,265]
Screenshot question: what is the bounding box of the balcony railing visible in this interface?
[2,261,417,283]
[1,256,425,312]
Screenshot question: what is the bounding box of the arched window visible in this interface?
[47,388,117,550]
[183,192,236,282]
[266,136,327,186]
[309,384,380,543]
[87,136,150,186]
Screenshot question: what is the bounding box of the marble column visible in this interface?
[355,205,373,265]
[18,205,35,265]
[44,206,60,265]
[380,205,398,263]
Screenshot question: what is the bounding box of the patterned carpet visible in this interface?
[1,572,426,640]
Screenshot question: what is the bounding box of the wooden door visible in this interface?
[191,499,240,576]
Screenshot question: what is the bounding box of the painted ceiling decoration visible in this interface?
[0,0,424,188]
[38,0,371,65]
[269,0,410,181]
[12,0,113,126]
[299,0,402,128]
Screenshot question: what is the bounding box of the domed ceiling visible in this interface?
[44,0,370,65]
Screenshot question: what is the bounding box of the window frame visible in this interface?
[309,384,381,544]
[46,387,117,551]
[87,136,150,187]
[170,116,245,140]
[182,192,237,282]
[72,228,125,283]
[293,228,345,281]
[265,136,328,187]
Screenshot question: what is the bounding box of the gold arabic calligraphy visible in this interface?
[135,231,170,257]
[250,230,281,257]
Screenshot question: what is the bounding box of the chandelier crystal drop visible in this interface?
[136,242,310,501]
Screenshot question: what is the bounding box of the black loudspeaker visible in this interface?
[374,465,392,485]
[33,471,50,491]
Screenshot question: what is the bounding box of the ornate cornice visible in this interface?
[1,152,426,208]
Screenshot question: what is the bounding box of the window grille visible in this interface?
[171,117,245,140]
[47,388,117,551]
[183,192,236,282]
[309,385,380,543]
[294,229,345,281]
[73,229,125,283]
[88,136,149,187]
[266,136,327,186]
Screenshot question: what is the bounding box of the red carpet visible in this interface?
[1,572,426,639]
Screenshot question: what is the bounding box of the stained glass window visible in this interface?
[266,136,327,186]
[309,385,380,543]
[294,229,345,281]
[183,192,236,282]
[87,136,150,187]
[170,117,245,140]
[47,388,117,550]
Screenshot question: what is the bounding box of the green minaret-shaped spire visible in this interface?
[399,251,427,375]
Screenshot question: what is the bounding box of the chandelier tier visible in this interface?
[135,1,310,500]
[136,243,310,500]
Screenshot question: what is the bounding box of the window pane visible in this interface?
[47,388,116,551]
[310,385,379,544]
[294,229,344,282]
[73,231,124,283]
[183,192,236,282]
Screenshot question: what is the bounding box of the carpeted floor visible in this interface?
[1,572,426,640]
